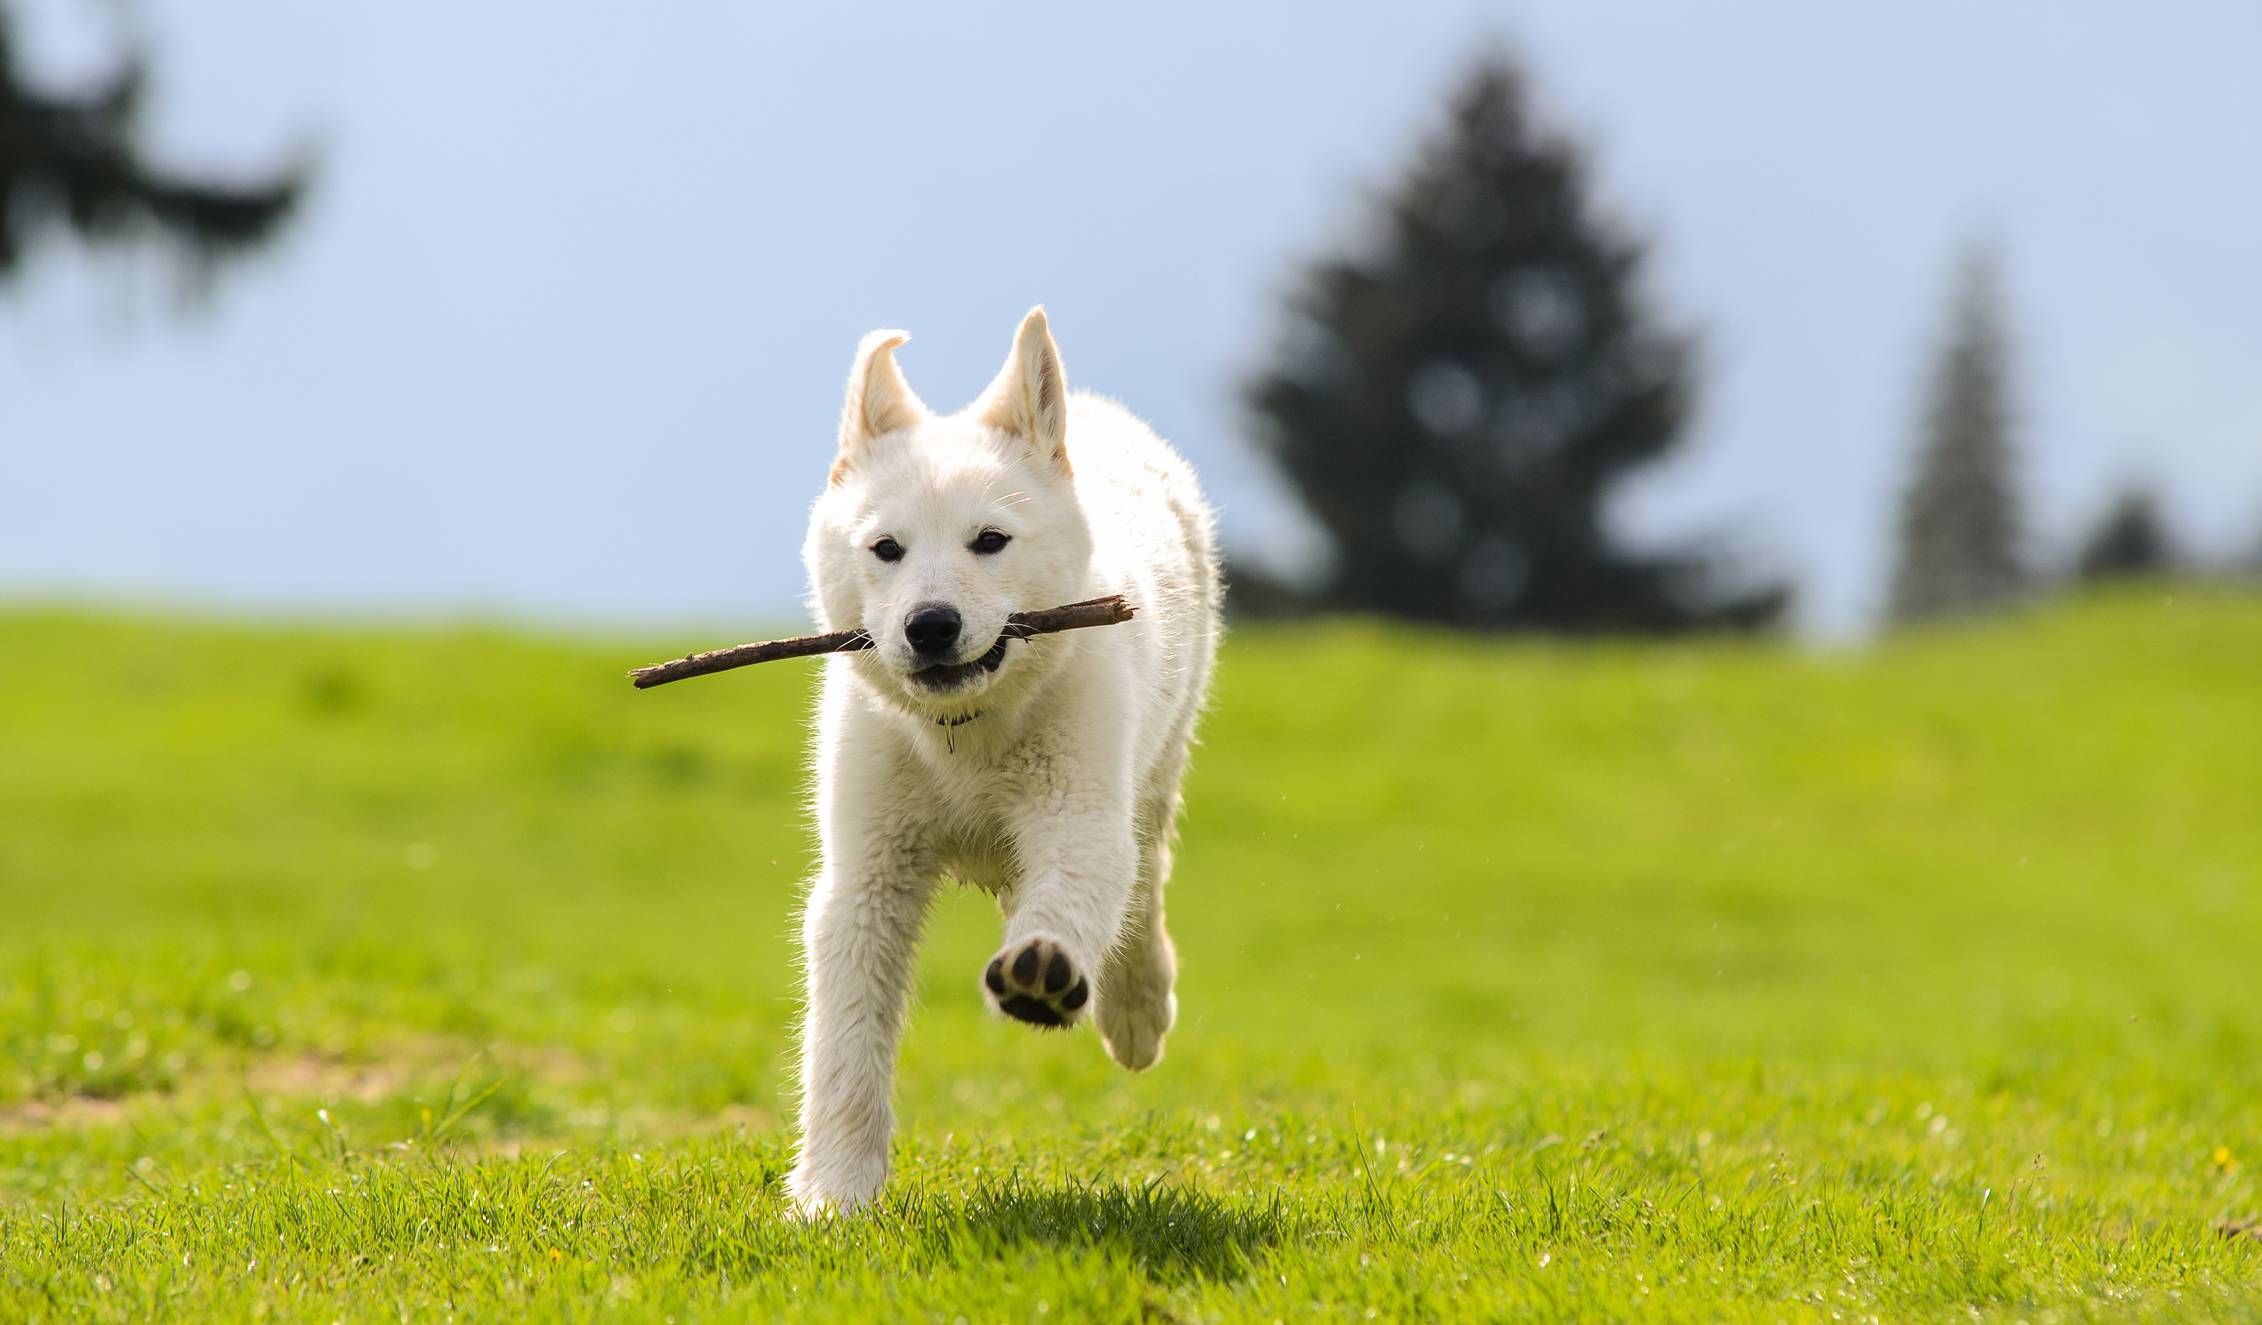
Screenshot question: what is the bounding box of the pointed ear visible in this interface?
[834,329,927,484]
[975,307,1070,474]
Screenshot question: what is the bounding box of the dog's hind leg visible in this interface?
[1095,798,1179,1071]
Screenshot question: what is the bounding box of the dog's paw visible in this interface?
[982,936,1090,1029]
[1097,984,1175,1071]
[1095,929,1177,1071]
[784,1157,885,1220]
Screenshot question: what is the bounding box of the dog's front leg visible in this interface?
[983,776,1137,1031]
[785,823,934,1217]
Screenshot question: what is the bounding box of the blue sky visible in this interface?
[4,1,2258,636]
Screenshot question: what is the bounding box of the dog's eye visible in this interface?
[871,537,905,563]
[969,529,1012,555]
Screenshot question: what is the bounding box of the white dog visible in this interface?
[783,308,1221,1215]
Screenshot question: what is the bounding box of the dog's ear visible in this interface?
[975,307,1070,475]
[833,329,927,484]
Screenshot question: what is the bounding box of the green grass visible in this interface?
[2,586,2258,1321]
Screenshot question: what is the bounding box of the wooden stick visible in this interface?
[629,594,1137,690]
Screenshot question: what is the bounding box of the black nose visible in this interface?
[904,604,963,657]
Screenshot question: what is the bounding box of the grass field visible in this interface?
[1,587,2257,1321]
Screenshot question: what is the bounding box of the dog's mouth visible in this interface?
[910,635,1010,691]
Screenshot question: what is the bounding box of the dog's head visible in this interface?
[803,308,1094,722]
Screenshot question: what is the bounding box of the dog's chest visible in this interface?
[910,736,1068,897]
[938,827,1017,896]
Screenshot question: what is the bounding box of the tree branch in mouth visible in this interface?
[627,595,1136,690]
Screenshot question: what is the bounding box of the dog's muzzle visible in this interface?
[910,635,1009,690]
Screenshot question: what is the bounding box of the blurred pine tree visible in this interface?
[0,7,306,285]
[1242,54,1785,633]
[1886,247,2026,625]
[2074,484,2178,583]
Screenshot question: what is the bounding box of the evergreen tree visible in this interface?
[1886,247,2025,625]
[2074,484,2178,583]
[0,7,306,284]
[1242,55,1785,633]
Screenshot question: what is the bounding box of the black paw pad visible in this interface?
[999,994,1065,1028]
[985,939,1086,1028]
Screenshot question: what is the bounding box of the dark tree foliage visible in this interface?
[1886,247,2026,625]
[2074,484,2178,583]
[0,8,306,282]
[1242,56,1786,633]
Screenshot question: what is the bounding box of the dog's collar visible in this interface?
[936,709,981,752]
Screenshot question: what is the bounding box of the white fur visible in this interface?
[783,309,1221,1216]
